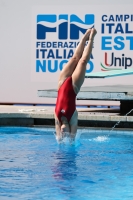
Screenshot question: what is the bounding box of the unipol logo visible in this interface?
[37,14,94,40]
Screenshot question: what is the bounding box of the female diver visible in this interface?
[54,28,97,142]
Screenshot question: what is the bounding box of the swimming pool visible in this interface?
[0,127,133,200]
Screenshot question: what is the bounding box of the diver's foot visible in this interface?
[89,28,97,40]
[83,29,91,41]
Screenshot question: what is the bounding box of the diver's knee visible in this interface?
[71,56,80,63]
[78,58,88,65]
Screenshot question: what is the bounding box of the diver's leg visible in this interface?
[58,29,91,88]
[72,28,97,93]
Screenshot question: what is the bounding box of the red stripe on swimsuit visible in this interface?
[55,76,76,123]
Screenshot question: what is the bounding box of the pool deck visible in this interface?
[0,105,133,129]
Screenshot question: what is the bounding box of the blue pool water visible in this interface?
[0,127,133,200]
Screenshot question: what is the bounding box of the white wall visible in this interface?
[0,0,133,104]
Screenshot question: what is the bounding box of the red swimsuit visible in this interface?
[55,77,76,123]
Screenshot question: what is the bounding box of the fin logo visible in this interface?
[37,14,94,40]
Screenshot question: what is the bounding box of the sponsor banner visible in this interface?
[31,6,133,83]
[100,13,133,71]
